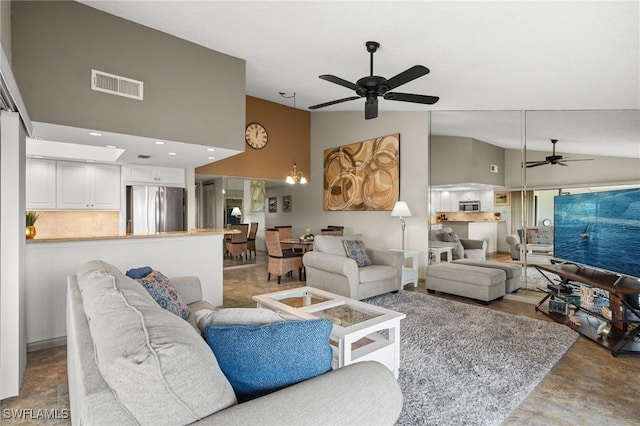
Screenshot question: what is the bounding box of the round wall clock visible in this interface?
[245,123,268,149]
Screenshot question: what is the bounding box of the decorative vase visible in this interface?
[26,225,36,239]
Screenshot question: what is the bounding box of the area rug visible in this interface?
[363,291,578,426]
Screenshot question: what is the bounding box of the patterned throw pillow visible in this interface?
[136,270,190,319]
[204,319,333,402]
[342,240,372,267]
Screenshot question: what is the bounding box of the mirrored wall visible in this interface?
[429,109,640,295]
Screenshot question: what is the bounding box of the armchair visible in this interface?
[505,235,522,260]
[429,227,487,260]
[302,235,403,300]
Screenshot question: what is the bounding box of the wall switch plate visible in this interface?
[490,164,499,173]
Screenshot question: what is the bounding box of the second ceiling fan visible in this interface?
[308,41,439,119]
[525,139,594,168]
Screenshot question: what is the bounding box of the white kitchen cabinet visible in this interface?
[480,190,494,211]
[26,158,57,209]
[124,165,185,187]
[56,161,120,210]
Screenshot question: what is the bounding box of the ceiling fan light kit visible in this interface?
[309,41,439,119]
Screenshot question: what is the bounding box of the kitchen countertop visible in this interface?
[26,228,236,243]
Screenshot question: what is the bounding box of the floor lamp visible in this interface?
[391,201,412,250]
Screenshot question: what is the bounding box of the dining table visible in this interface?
[279,238,314,253]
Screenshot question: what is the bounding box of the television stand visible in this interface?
[534,263,640,357]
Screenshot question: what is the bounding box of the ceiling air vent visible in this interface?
[91,69,143,100]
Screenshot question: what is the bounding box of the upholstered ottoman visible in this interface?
[425,263,506,304]
[452,259,523,293]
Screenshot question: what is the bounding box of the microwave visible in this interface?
[459,200,480,211]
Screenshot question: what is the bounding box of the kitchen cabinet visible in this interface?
[56,161,120,210]
[124,165,185,187]
[26,158,56,209]
[480,190,494,211]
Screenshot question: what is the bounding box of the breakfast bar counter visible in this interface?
[25,229,227,348]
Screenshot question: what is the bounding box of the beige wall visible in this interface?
[197,96,311,182]
[11,1,245,150]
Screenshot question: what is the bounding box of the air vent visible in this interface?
[91,69,143,100]
[137,154,151,159]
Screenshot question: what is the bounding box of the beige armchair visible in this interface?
[302,235,403,300]
[429,227,487,260]
[505,235,522,260]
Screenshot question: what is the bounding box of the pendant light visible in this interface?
[280,92,307,184]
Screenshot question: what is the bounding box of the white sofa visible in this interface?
[302,235,404,300]
[66,260,403,425]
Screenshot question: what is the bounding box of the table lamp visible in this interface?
[231,207,242,223]
[390,201,412,250]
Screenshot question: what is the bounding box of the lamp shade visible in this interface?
[390,201,412,218]
[231,207,242,217]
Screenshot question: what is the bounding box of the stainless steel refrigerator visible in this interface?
[126,186,185,234]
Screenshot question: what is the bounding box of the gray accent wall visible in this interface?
[11,1,245,150]
[430,135,505,186]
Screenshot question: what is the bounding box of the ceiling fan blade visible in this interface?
[561,158,595,162]
[365,98,378,120]
[385,65,430,90]
[557,161,569,166]
[525,161,548,168]
[308,96,361,110]
[384,92,439,105]
[319,74,359,91]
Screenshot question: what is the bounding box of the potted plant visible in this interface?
[494,212,501,221]
[25,211,40,239]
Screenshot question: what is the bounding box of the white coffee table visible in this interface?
[253,287,406,378]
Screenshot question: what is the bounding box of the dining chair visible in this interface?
[225,223,249,260]
[247,222,258,259]
[274,225,295,251]
[264,229,304,284]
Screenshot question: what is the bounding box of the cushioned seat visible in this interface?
[426,262,506,303]
[452,259,523,293]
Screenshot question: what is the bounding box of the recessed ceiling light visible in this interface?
[207,148,215,152]
[208,156,216,160]
[89,132,102,137]
[168,152,177,156]
[155,141,165,145]
[106,145,117,149]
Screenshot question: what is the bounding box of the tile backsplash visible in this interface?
[30,211,119,238]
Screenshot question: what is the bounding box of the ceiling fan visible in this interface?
[525,139,594,168]
[308,41,439,119]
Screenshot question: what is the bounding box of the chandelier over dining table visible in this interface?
[280,91,307,184]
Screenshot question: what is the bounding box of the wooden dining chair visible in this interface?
[264,229,304,284]
[225,223,249,260]
[247,222,258,259]
[274,225,294,251]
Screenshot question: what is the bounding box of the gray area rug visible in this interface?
[364,291,578,426]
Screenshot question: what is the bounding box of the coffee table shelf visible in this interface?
[253,286,405,377]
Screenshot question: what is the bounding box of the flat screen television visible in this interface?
[554,188,640,280]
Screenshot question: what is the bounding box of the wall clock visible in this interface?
[245,123,268,149]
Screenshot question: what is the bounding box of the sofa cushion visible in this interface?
[77,260,236,424]
[436,231,464,259]
[204,319,334,403]
[343,240,372,267]
[359,264,398,283]
[313,235,347,256]
[426,263,506,286]
[136,270,190,319]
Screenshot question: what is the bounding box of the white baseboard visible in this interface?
[27,336,66,353]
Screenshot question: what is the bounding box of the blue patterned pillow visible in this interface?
[125,266,153,279]
[136,270,190,319]
[204,319,333,402]
[343,240,372,267]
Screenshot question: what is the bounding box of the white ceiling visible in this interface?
[36,1,639,164]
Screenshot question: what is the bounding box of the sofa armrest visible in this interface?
[460,238,487,251]
[169,276,202,305]
[197,361,402,425]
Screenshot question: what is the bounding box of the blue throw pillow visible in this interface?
[204,318,333,402]
[343,240,372,267]
[136,270,190,319]
[125,266,153,279]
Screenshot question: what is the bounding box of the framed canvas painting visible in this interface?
[494,190,510,206]
[268,197,277,213]
[282,195,292,212]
